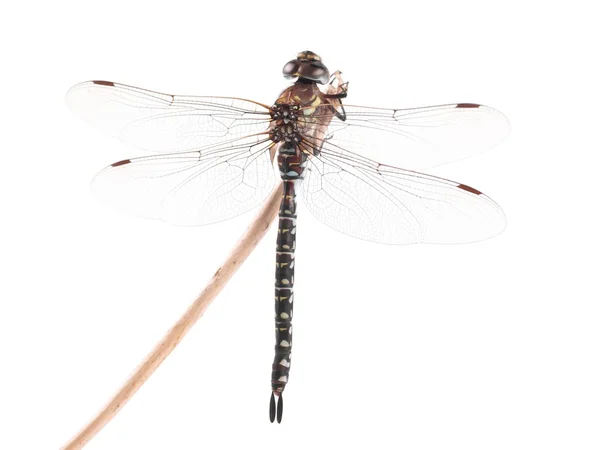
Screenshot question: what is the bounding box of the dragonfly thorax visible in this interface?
[270,104,307,180]
[269,104,302,148]
[270,103,300,121]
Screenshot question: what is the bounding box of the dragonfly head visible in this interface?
[282,50,330,85]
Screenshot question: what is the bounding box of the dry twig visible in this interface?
[61,183,283,450]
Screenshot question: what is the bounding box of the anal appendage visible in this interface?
[269,392,284,423]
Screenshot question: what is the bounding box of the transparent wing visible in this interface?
[298,139,506,244]
[311,102,510,170]
[91,135,275,225]
[66,81,272,153]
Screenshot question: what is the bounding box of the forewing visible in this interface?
[66,81,272,153]
[317,103,510,170]
[91,135,275,225]
[299,140,506,244]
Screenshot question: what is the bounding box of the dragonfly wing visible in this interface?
[298,140,506,244]
[66,81,272,153]
[319,103,510,170]
[92,135,275,225]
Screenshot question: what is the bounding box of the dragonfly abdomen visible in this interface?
[270,141,306,422]
[272,180,297,389]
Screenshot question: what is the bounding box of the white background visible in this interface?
[1,1,598,449]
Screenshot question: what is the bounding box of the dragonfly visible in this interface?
[66,50,509,423]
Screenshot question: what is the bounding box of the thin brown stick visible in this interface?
[61,183,283,450]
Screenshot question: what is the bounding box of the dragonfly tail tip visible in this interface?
[269,392,276,423]
[277,393,283,423]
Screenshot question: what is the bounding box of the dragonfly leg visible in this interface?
[323,81,349,99]
[321,71,348,121]
[332,103,347,122]
[322,85,348,121]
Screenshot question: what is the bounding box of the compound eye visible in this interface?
[298,62,330,85]
[282,60,300,79]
